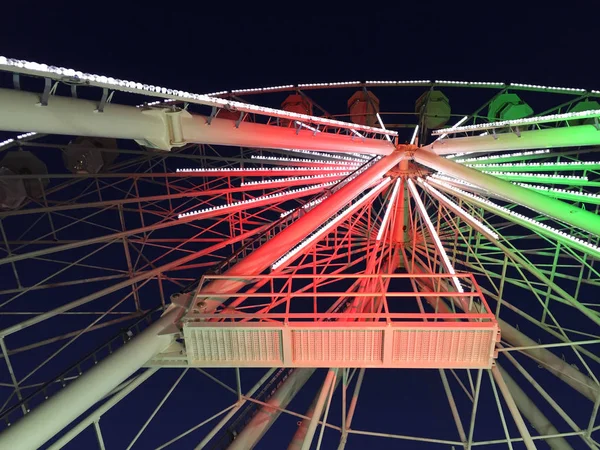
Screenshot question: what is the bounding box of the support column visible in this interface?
[227,369,316,450]
[0,307,179,450]
[497,365,573,450]
[300,368,337,450]
[413,149,600,237]
[491,365,538,450]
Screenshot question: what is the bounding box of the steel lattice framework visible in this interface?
[0,56,599,449]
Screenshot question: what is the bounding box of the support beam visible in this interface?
[196,150,405,312]
[0,88,394,155]
[300,369,337,450]
[413,149,600,237]
[425,125,600,155]
[227,369,316,450]
[0,308,179,450]
[491,366,538,450]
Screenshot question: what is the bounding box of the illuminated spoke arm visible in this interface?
[413,149,600,237]
[406,178,463,293]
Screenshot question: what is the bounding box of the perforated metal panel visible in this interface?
[392,329,495,367]
[182,323,498,368]
[185,327,283,366]
[291,329,383,364]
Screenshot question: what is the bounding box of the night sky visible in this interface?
[1,4,598,450]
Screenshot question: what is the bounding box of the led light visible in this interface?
[250,155,360,166]
[240,173,349,187]
[178,181,335,219]
[298,81,361,87]
[230,85,294,94]
[510,83,586,93]
[468,161,600,171]
[428,177,600,257]
[432,109,600,135]
[410,125,419,145]
[175,166,351,173]
[376,179,401,241]
[481,171,588,181]
[286,149,365,163]
[455,149,550,163]
[407,178,463,292]
[203,90,228,96]
[272,177,391,269]
[351,129,364,139]
[16,132,36,139]
[0,138,15,148]
[0,56,397,137]
[417,177,499,239]
[435,116,469,140]
[514,183,600,202]
[365,80,431,84]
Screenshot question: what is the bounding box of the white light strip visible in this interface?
[435,116,469,140]
[510,83,586,93]
[231,85,294,94]
[481,171,588,181]
[376,113,393,143]
[240,173,349,187]
[0,138,14,148]
[0,132,38,148]
[287,149,365,163]
[428,177,600,257]
[433,109,600,135]
[298,81,361,87]
[204,90,228,96]
[514,183,600,202]
[455,149,550,163]
[272,178,391,269]
[0,56,396,137]
[417,178,499,240]
[351,129,364,139]
[430,174,481,190]
[250,155,360,166]
[280,196,328,218]
[407,178,463,293]
[178,182,335,219]
[435,80,505,87]
[136,99,177,108]
[376,179,401,241]
[366,80,431,84]
[410,125,419,145]
[175,166,351,173]
[469,161,600,170]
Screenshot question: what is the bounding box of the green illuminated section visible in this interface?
[470,162,600,172]
[483,172,600,186]
[517,184,600,205]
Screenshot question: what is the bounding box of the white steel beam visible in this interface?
[0,89,394,155]
[0,308,179,450]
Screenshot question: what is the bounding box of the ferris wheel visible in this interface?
[0,56,598,450]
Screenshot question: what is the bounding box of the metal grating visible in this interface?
[291,329,383,364]
[185,327,282,365]
[392,329,495,367]
[180,323,498,368]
